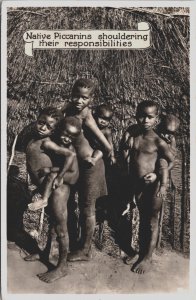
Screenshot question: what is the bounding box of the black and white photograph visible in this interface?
[1,0,195,298]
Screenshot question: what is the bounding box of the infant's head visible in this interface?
[58,116,82,145]
[94,104,113,129]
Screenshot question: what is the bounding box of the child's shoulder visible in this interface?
[85,107,93,117]
[40,136,53,146]
[155,134,168,147]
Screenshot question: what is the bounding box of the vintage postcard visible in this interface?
[1,1,195,299]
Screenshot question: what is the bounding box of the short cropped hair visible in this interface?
[95,104,113,120]
[38,106,63,122]
[72,78,95,96]
[136,100,160,117]
[58,116,82,137]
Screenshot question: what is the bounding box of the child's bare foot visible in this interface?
[124,254,139,265]
[37,263,68,283]
[67,249,92,262]
[24,253,40,261]
[131,257,152,274]
[28,199,48,211]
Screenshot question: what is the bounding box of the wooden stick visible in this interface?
[7,135,18,173]
[157,202,164,248]
[38,207,45,235]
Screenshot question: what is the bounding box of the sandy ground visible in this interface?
[7,244,189,295]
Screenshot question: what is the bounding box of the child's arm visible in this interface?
[118,130,133,175]
[158,139,175,171]
[157,158,169,198]
[120,131,131,162]
[84,149,103,167]
[160,134,177,157]
[42,140,75,186]
[104,129,116,164]
[92,149,103,162]
[84,110,112,154]
[169,135,177,156]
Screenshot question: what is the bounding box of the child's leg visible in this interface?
[37,184,70,283]
[42,172,58,201]
[67,209,95,261]
[28,172,58,211]
[68,188,97,261]
[67,188,79,251]
[68,159,107,261]
[63,169,79,185]
[132,181,162,274]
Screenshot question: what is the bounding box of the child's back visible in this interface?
[26,136,54,183]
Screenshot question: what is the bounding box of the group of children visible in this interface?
[20,78,179,282]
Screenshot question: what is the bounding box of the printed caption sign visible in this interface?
[23,22,151,56]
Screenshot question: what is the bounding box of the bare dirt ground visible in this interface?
[7,243,189,295]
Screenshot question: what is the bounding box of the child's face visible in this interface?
[36,114,57,137]
[161,120,177,144]
[71,87,92,111]
[137,106,158,130]
[60,124,79,145]
[97,110,112,129]
[165,120,177,133]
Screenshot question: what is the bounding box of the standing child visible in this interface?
[24,108,80,283]
[62,78,109,261]
[121,100,174,274]
[93,104,117,238]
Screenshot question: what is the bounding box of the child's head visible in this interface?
[58,116,82,145]
[94,104,113,129]
[136,100,160,130]
[71,78,95,111]
[162,114,180,134]
[36,107,63,137]
[160,114,180,143]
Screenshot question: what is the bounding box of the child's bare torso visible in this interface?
[74,132,94,160]
[131,131,161,179]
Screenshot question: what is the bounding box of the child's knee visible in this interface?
[82,206,96,218]
[55,227,69,244]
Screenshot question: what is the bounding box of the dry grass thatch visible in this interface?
[6,7,190,253]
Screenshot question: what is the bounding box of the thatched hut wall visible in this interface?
[7,7,190,254]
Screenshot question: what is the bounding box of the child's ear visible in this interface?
[155,116,160,125]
